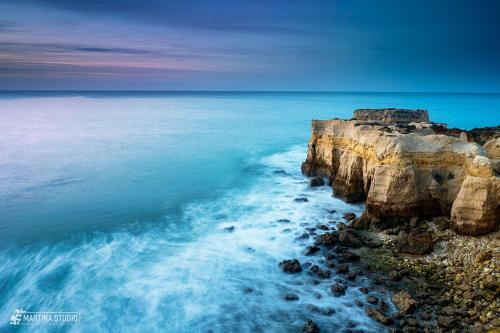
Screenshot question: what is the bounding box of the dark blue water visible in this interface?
[0,92,498,332]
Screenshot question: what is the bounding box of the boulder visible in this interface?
[279,259,302,273]
[338,229,364,248]
[397,229,434,255]
[366,307,393,325]
[392,291,417,314]
[315,232,338,246]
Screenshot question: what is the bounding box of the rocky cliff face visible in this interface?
[302,109,499,236]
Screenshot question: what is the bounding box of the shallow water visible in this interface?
[0,92,499,332]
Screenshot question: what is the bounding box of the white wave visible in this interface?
[0,146,383,333]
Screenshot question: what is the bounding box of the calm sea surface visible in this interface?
[0,92,498,332]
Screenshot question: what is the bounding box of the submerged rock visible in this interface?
[284,293,299,301]
[310,177,325,187]
[345,272,357,281]
[223,226,235,232]
[304,245,321,256]
[335,263,349,274]
[330,282,347,296]
[302,319,320,333]
[279,259,302,273]
[295,197,309,203]
[309,265,331,279]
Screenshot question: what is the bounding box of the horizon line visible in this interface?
[1,89,500,94]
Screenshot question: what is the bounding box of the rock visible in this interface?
[315,232,338,246]
[243,287,253,294]
[345,272,357,281]
[284,293,299,301]
[440,306,455,316]
[330,282,347,296]
[402,327,418,333]
[437,315,454,329]
[309,265,331,279]
[325,259,335,268]
[392,291,417,314]
[321,307,336,316]
[304,245,321,256]
[301,110,499,235]
[343,212,356,221]
[338,229,364,248]
[310,177,325,187]
[316,224,329,230]
[359,287,369,294]
[366,307,393,325]
[307,305,336,316]
[451,163,499,235]
[389,270,402,281]
[295,197,309,203]
[355,299,364,307]
[338,251,360,263]
[419,312,432,321]
[476,250,492,263]
[279,259,302,273]
[302,319,320,333]
[397,229,434,255]
[335,264,349,274]
[223,226,235,232]
[366,296,379,304]
[296,233,310,240]
[379,301,389,313]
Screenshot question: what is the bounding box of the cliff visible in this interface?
[302,109,500,236]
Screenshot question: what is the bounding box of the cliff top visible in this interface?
[353,108,429,124]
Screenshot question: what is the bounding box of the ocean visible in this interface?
[0,91,499,332]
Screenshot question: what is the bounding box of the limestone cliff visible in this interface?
[302,109,499,236]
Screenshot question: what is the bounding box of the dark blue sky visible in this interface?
[0,0,499,91]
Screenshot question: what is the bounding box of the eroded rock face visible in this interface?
[302,109,499,235]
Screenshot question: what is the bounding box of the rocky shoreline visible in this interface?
[280,109,499,332]
[279,202,499,332]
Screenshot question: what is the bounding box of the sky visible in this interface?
[0,0,499,91]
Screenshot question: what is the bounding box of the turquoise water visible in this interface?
[0,92,499,332]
